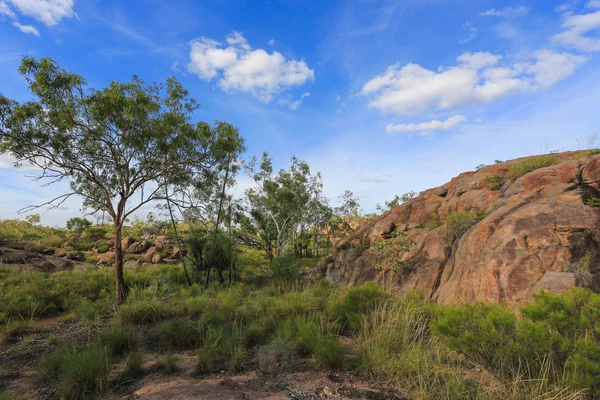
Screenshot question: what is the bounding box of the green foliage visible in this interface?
[586,197,600,207]
[66,218,92,241]
[155,318,202,350]
[270,254,300,281]
[425,213,441,231]
[116,300,171,324]
[507,154,561,179]
[444,211,478,243]
[39,346,111,399]
[196,326,246,372]
[1,320,36,343]
[83,227,107,242]
[93,240,110,253]
[183,296,213,318]
[0,267,113,323]
[41,234,66,248]
[330,282,388,333]
[124,348,144,377]
[484,175,505,190]
[98,325,138,356]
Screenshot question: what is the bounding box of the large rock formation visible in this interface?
[312,151,600,305]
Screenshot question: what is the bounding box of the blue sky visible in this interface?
[1,0,600,226]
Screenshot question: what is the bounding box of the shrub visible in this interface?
[42,234,66,248]
[484,175,505,190]
[116,300,171,324]
[98,325,138,356]
[507,155,561,179]
[586,197,600,208]
[39,346,111,399]
[155,318,202,350]
[444,211,477,243]
[94,240,110,253]
[425,213,441,231]
[330,282,388,333]
[83,227,108,242]
[270,254,300,281]
[243,316,277,347]
[311,334,345,369]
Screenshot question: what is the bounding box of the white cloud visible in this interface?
[188,31,314,103]
[554,10,600,52]
[12,21,39,36]
[479,6,529,17]
[361,50,586,115]
[0,1,15,18]
[386,115,467,135]
[587,0,600,8]
[277,92,310,110]
[5,0,75,26]
[268,38,276,45]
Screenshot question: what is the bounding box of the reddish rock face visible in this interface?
[312,151,600,305]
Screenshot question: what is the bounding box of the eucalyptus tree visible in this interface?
[0,57,243,304]
[245,153,323,257]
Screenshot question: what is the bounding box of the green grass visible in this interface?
[39,346,111,399]
[115,300,172,324]
[444,211,478,244]
[154,318,202,350]
[507,154,561,179]
[155,355,179,373]
[98,325,139,356]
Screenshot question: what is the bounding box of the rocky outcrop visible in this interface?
[127,240,150,254]
[134,377,287,400]
[0,246,75,272]
[312,151,600,305]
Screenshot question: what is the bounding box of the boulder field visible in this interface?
[311,151,600,305]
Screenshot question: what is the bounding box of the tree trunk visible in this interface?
[164,185,192,286]
[314,231,319,258]
[113,219,127,305]
[208,154,232,287]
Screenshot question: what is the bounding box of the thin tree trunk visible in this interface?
[165,185,192,286]
[207,154,232,287]
[228,202,233,284]
[114,218,127,305]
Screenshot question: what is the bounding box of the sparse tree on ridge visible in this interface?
[0,57,244,304]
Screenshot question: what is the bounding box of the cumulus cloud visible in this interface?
[12,20,38,36]
[479,6,529,17]
[277,92,310,110]
[4,0,75,26]
[554,9,600,52]
[188,31,314,103]
[386,115,467,135]
[361,50,586,115]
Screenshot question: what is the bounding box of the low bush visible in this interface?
[39,346,111,399]
[330,282,388,333]
[41,234,66,248]
[484,175,505,190]
[444,211,477,244]
[94,240,110,253]
[1,320,36,343]
[507,154,561,179]
[270,254,300,281]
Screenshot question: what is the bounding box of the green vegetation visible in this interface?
[444,211,478,243]
[507,154,561,179]
[586,197,600,207]
[270,253,301,281]
[39,346,111,399]
[484,175,505,190]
